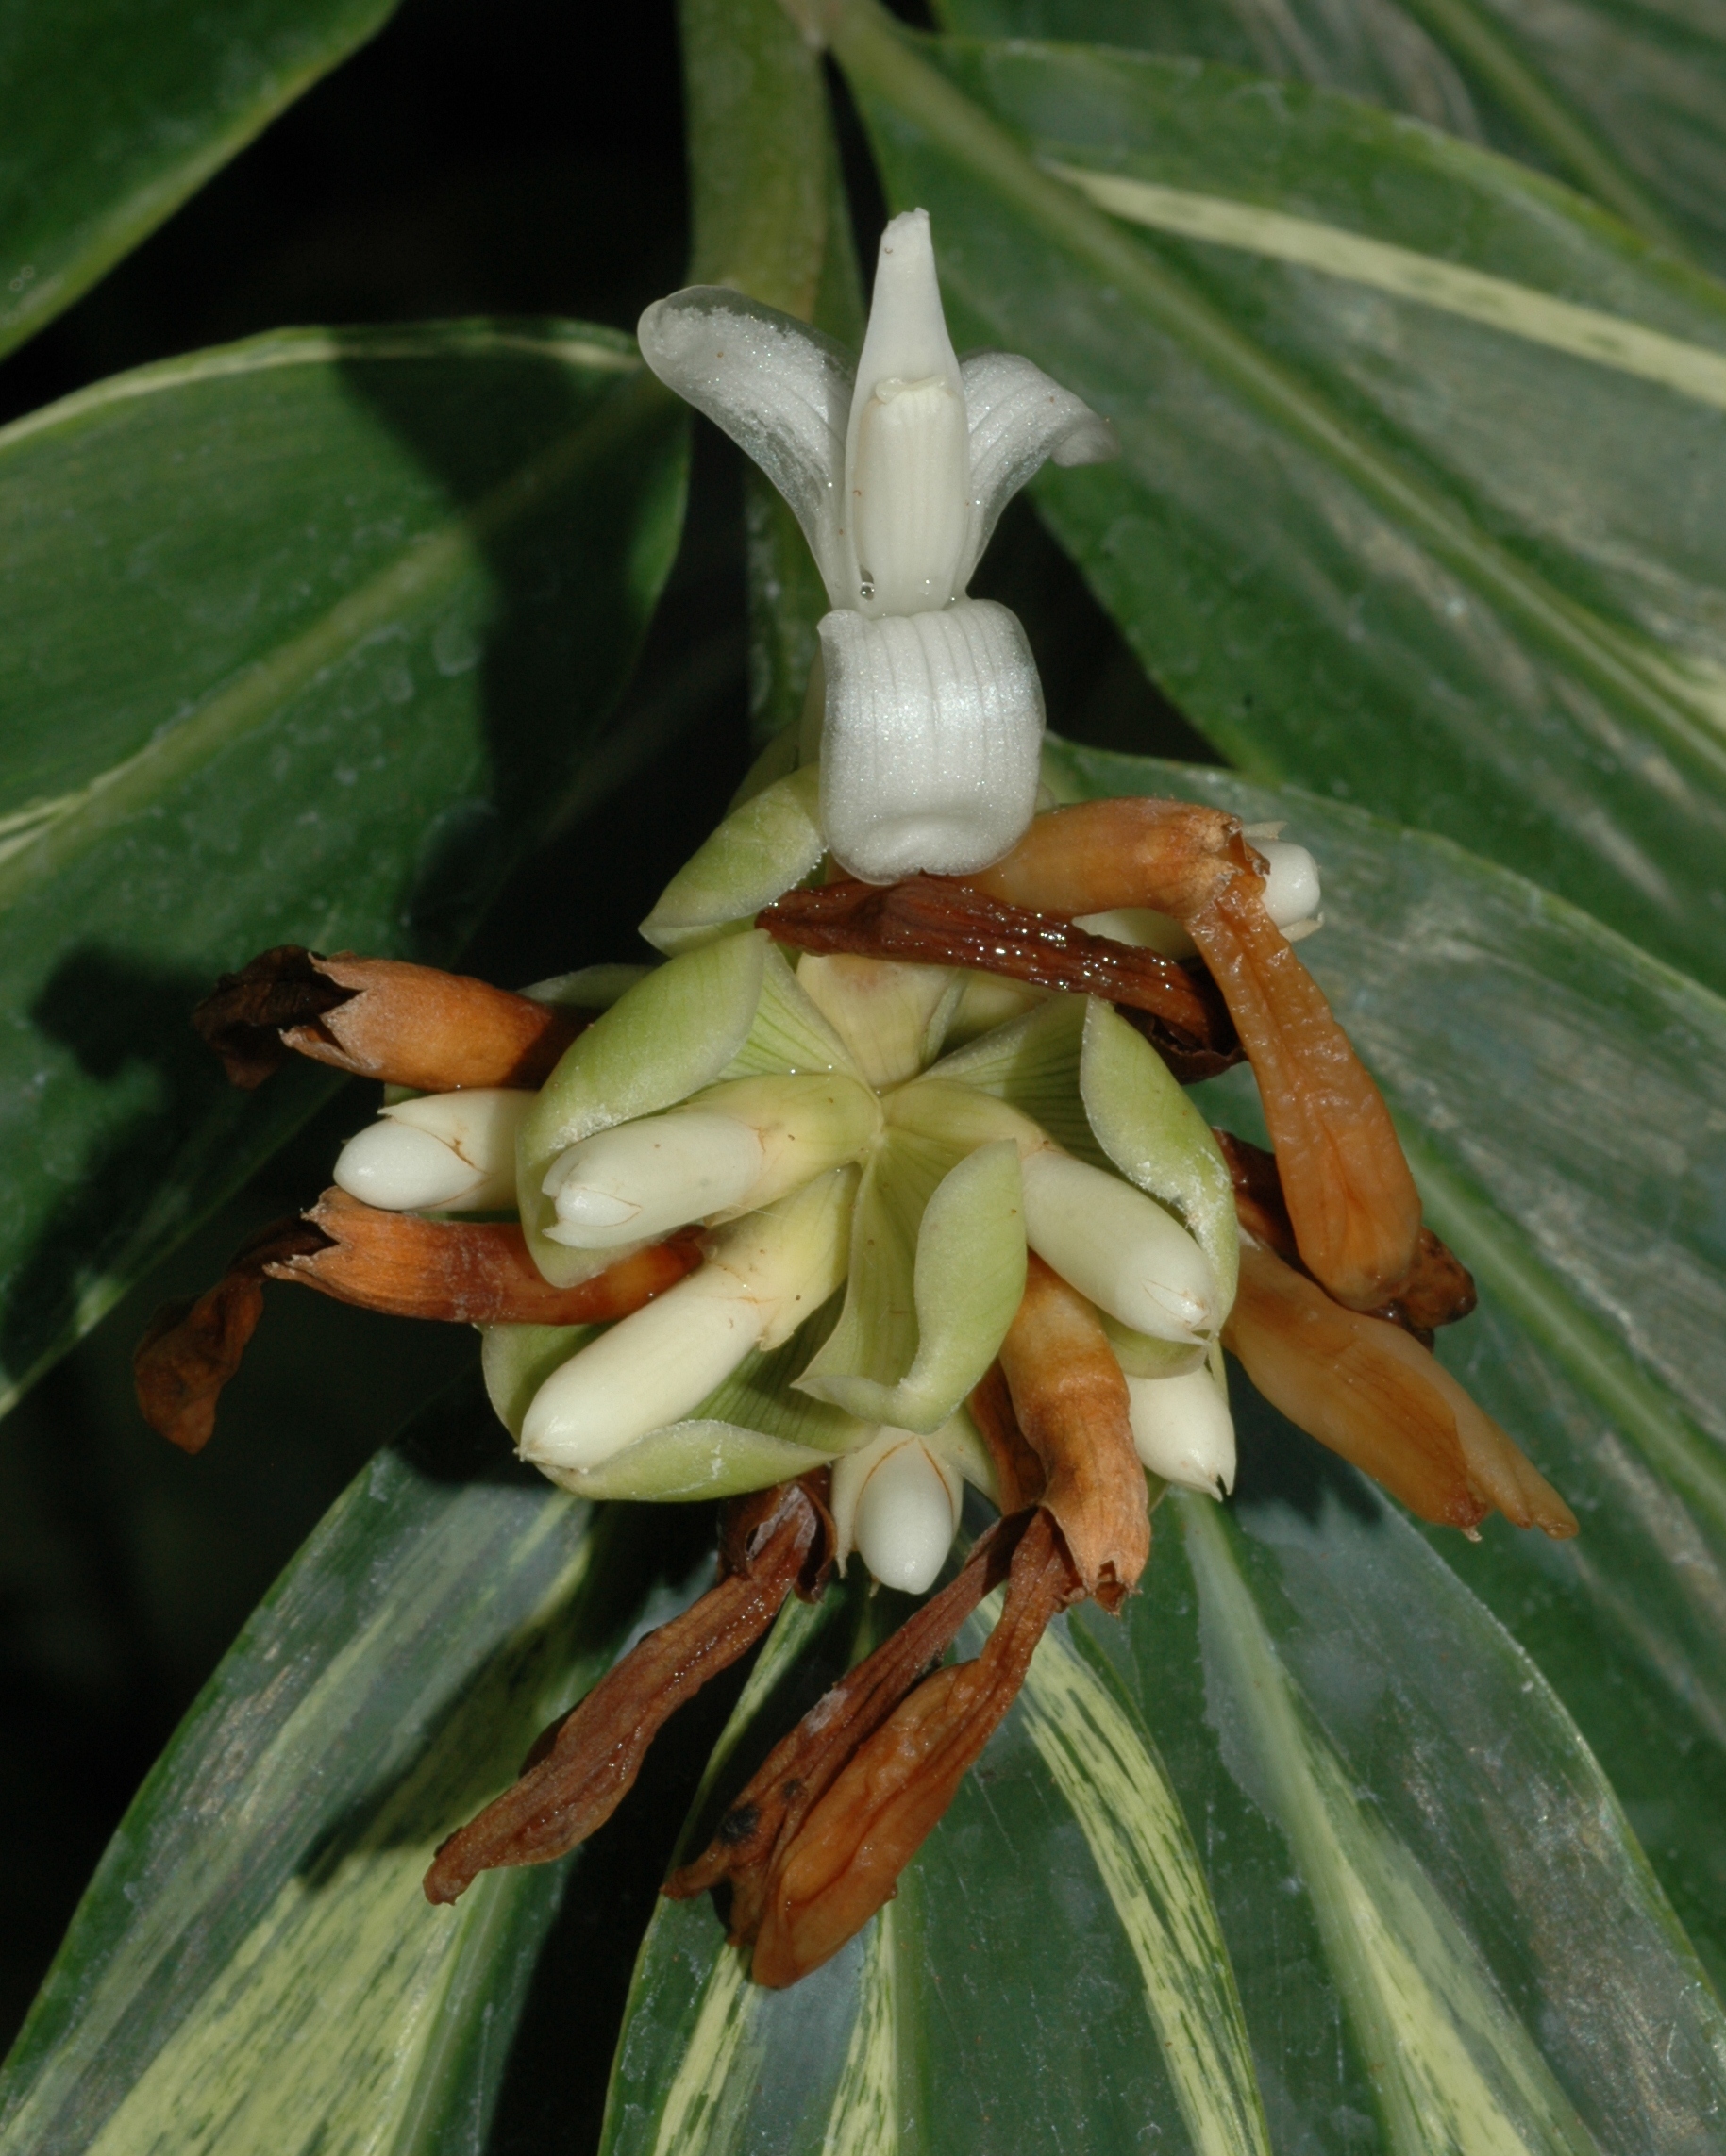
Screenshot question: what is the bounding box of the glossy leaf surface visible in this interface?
[832,18,1726,997]
[0,1379,699,2155]
[0,322,686,1412]
[0,0,402,360]
[937,0,1726,277]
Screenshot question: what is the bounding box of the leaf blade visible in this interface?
[0,0,403,360]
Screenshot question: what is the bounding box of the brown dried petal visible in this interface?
[1189,878,1423,1311]
[265,1188,700,1324]
[195,945,586,1093]
[425,1480,829,1905]
[1224,1238,1577,1537]
[962,796,1247,922]
[760,877,1229,1052]
[747,1511,1077,1988]
[996,1254,1150,1610]
[1214,1128,1476,1343]
[133,1216,330,1452]
[193,946,356,1087]
[967,1363,1049,1515]
[664,1512,1030,1937]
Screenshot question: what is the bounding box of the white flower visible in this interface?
[638,208,1115,882]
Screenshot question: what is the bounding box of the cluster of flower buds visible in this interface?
[138,211,1576,1990]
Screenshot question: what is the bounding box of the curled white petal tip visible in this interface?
[1255,839,1323,933]
[334,1120,486,1212]
[543,1111,764,1249]
[1126,1368,1237,1497]
[834,1428,963,1594]
[1021,1149,1217,1344]
[818,598,1043,880]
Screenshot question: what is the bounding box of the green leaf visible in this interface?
[0,320,687,1411]
[0,0,403,360]
[0,1378,700,2155]
[827,13,1726,995]
[936,0,1726,277]
[599,1575,1274,2156]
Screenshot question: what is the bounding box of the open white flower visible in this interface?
[637,208,1115,881]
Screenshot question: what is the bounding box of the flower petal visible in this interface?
[846,210,971,615]
[817,598,1044,880]
[958,349,1116,588]
[637,286,854,606]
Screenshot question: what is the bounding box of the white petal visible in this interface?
[638,286,854,606]
[333,1121,486,1212]
[845,209,970,615]
[1020,1149,1218,1343]
[542,1111,765,1248]
[1255,839,1323,933]
[958,350,1115,589]
[1126,1366,1236,1496]
[818,598,1044,880]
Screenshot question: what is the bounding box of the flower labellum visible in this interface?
[637,206,1115,880]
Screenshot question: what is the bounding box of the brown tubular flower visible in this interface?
[1215,1128,1476,1345]
[193,944,586,1092]
[962,798,1423,1311]
[667,1509,1079,1988]
[1224,1237,1577,1537]
[266,1188,699,1323]
[758,875,1237,1064]
[425,1478,834,1906]
[743,1513,1075,1989]
[134,1195,699,1453]
[992,1254,1149,1611]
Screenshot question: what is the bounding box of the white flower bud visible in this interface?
[520,1267,762,1473]
[1020,1149,1218,1343]
[1126,1365,1237,1497]
[832,1427,964,1595]
[818,599,1043,882]
[520,1168,854,1473]
[543,1111,765,1248]
[334,1088,529,1212]
[1257,839,1322,937]
[334,1121,486,1212]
